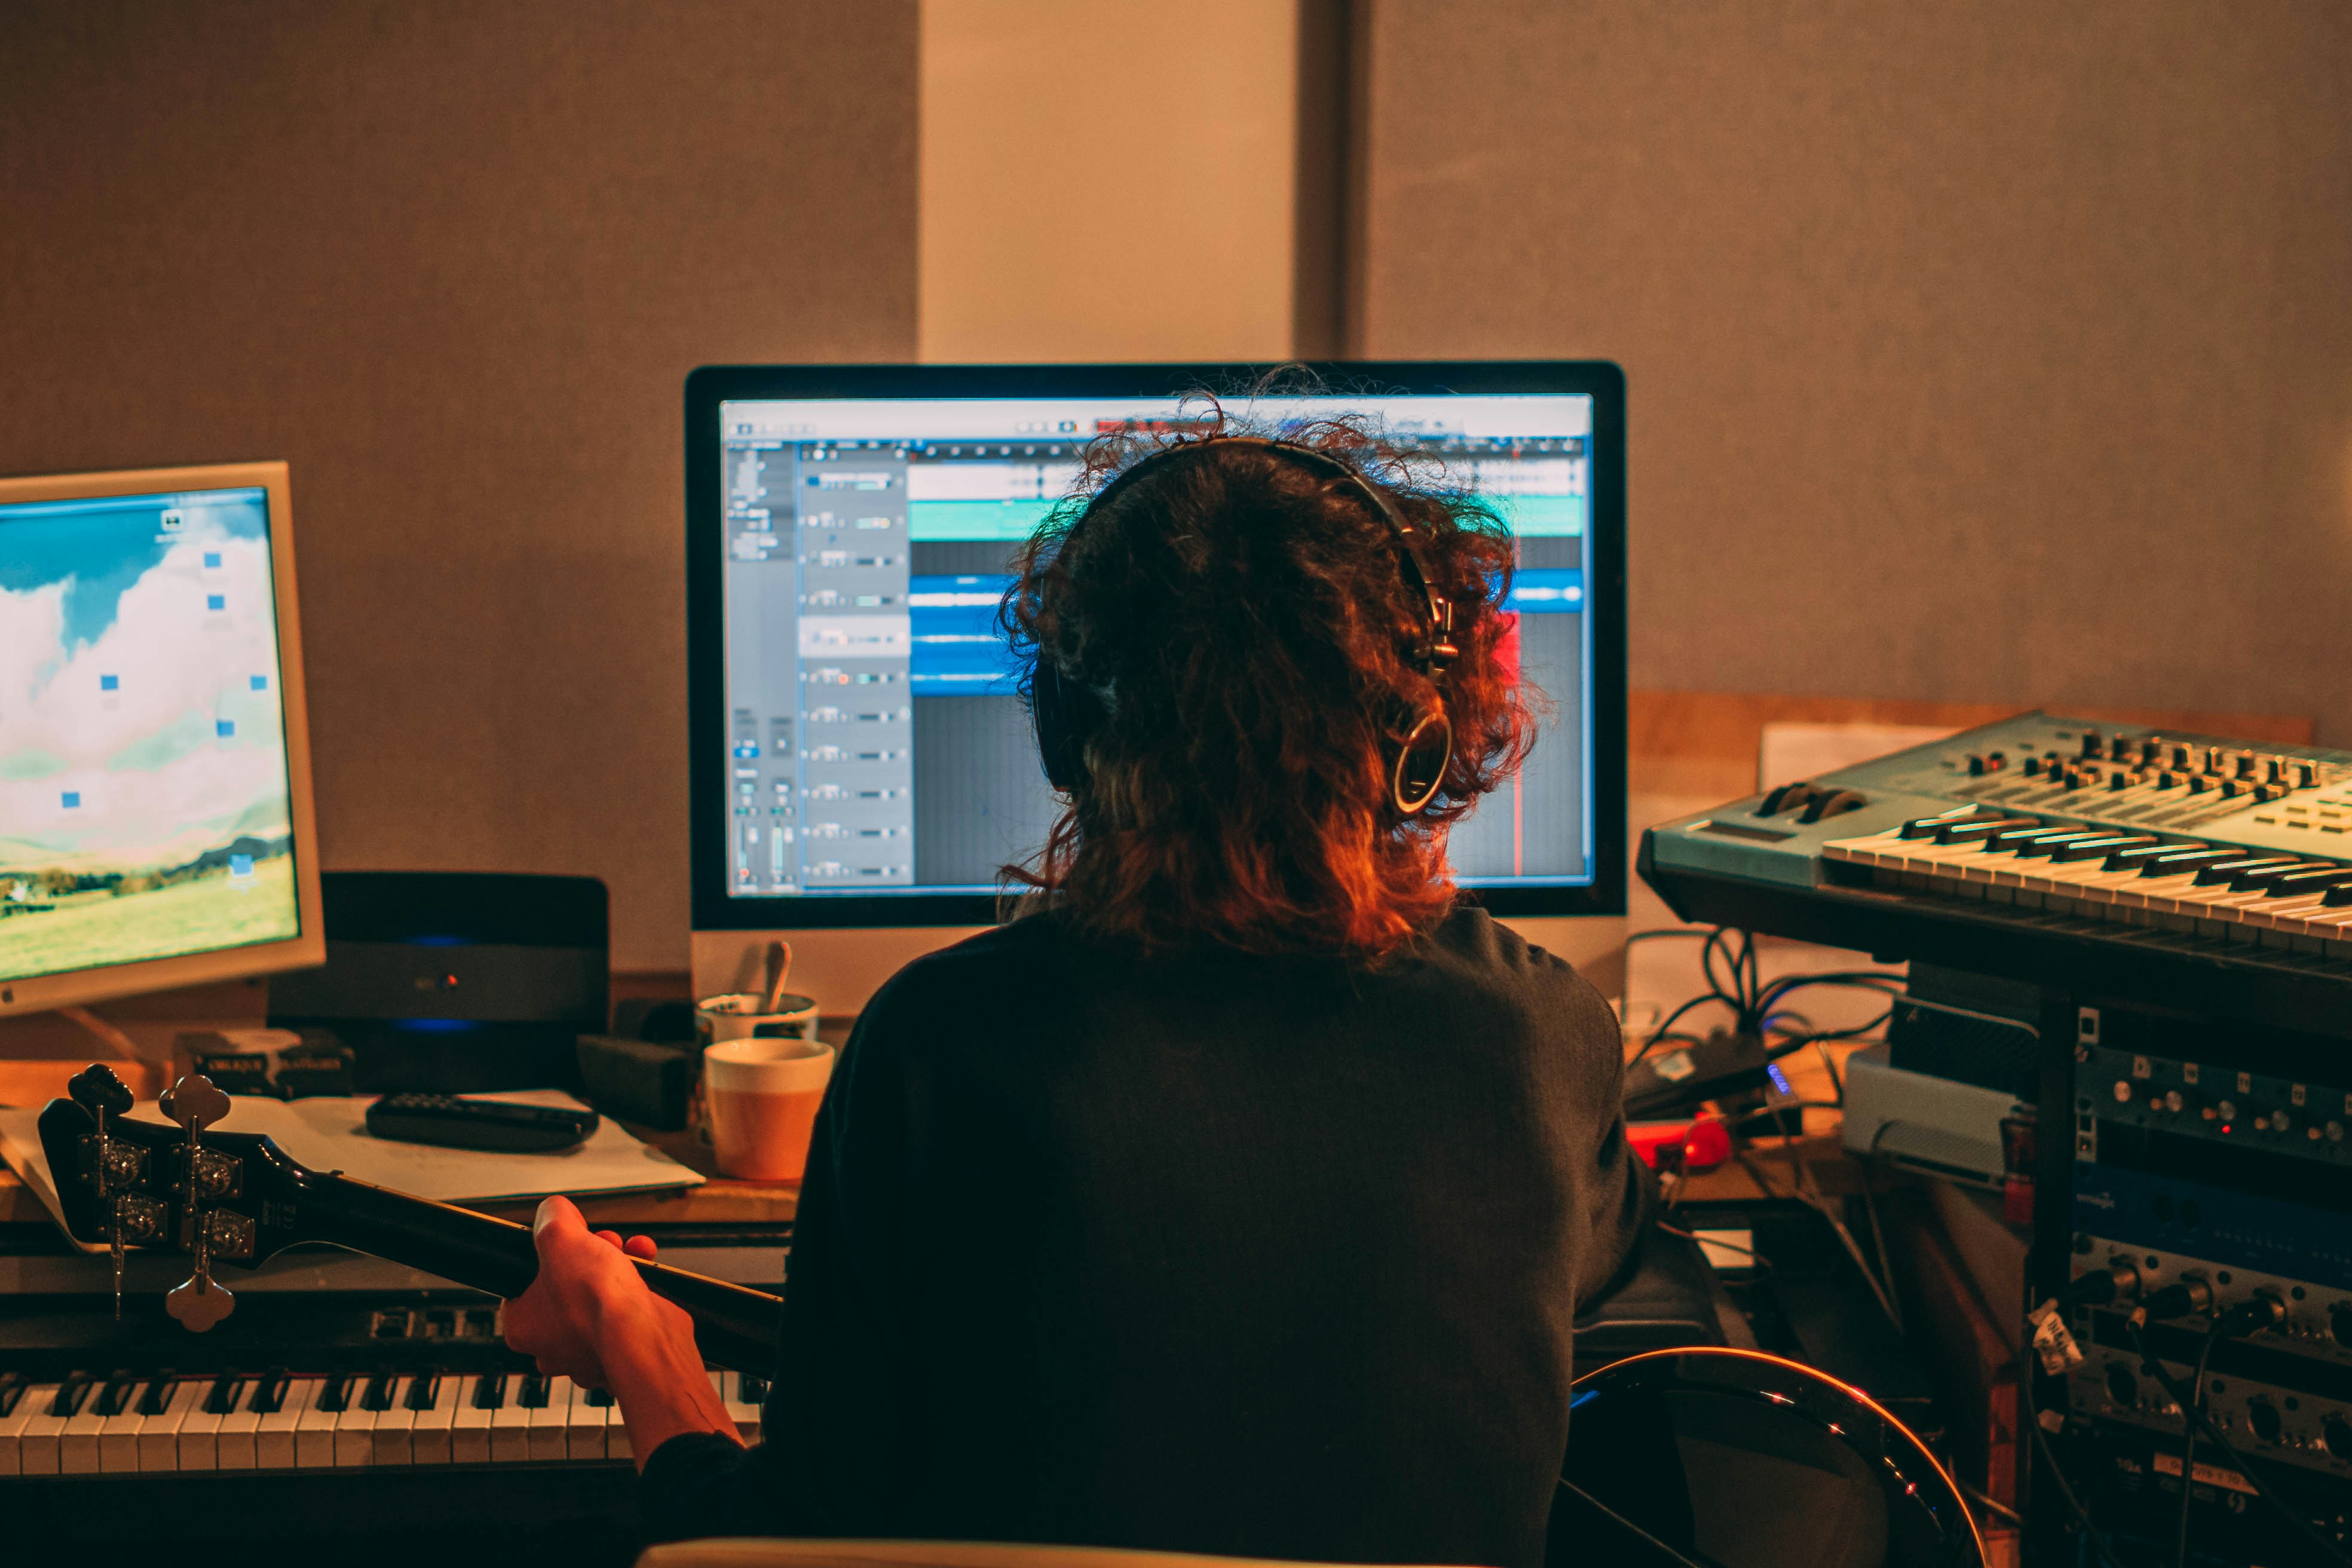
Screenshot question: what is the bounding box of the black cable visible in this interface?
[2125,1321,2352,1568]
[1622,991,1737,1075]
[2173,1320,2228,1568]
[2017,1338,2127,1568]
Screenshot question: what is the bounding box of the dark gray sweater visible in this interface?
[642,905,1647,1567]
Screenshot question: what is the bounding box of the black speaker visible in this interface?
[267,872,608,1093]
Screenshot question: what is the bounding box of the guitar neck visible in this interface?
[301,1172,785,1372]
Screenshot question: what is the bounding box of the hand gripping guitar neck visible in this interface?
[38,1068,785,1371]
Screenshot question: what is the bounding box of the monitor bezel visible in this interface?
[0,460,327,1013]
[686,361,1627,930]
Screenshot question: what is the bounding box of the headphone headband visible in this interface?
[1033,434,1458,813]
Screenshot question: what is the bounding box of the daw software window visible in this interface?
[714,393,1596,899]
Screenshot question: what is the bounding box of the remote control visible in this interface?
[364,1094,600,1153]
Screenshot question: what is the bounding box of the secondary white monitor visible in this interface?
[686,363,1626,944]
[0,462,324,1013]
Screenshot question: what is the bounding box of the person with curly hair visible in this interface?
[506,407,1649,1568]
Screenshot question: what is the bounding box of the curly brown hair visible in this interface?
[999,404,1538,957]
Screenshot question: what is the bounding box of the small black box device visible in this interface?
[268,872,608,1093]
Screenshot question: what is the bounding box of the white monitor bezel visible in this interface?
[0,460,326,1013]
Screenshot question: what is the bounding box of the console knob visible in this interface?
[2298,761,2319,789]
[2081,731,2104,758]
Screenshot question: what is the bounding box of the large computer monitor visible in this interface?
[0,462,324,1015]
[685,365,1624,1006]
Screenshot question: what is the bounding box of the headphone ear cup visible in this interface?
[1031,659,1094,791]
[1391,710,1453,816]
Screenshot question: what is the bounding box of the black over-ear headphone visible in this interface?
[1029,436,1460,815]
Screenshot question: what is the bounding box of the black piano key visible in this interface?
[2012,831,2114,859]
[2323,882,2352,907]
[1901,813,1983,840]
[360,1371,399,1413]
[517,1372,552,1410]
[2103,841,2204,871]
[738,1375,770,1403]
[473,1373,507,1411]
[136,1374,177,1417]
[584,1387,615,1409]
[0,1371,25,1417]
[2136,847,2237,877]
[2194,856,2301,887]
[1990,828,2098,856]
[2256,865,2352,899]
[51,1373,94,1418]
[405,1373,442,1412]
[249,1371,291,1414]
[94,1371,140,1417]
[1935,816,2040,845]
[318,1371,357,1414]
[204,1374,246,1416]
[2052,835,2160,862]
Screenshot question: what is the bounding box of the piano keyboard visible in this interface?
[1824,812,2352,956]
[0,1366,767,1477]
[1639,713,2352,1028]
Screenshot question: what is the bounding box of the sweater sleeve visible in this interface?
[1549,956,1657,1312]
[638,981,918,1544]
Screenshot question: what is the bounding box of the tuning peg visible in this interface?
[68,1063,134,1116]
[165,1273,235,1332]
[160,1075,231,1134]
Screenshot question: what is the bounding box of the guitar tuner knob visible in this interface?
[160,1074,231,1134]
[68,1064,134,1117]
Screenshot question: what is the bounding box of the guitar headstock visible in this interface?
[38,1064,327,1273]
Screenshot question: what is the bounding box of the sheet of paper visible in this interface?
[0,1089,702,1252]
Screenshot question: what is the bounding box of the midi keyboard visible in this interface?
[1639,713,2352,1031]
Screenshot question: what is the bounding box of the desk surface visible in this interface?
[0,1118,800,1236]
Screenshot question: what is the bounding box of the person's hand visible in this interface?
[503,1195,673,1387]
[502,1195,740,1463]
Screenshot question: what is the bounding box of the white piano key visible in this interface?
[216,1378,262,1471]
[0,1383,62,1477]
[605,1399,631,1463]
[489,1376,532,1463]
[59,1380,108,1474]
[136,1379,200,1473]
[529,1376,575,1462]
[177,1380,233,1472]
[258,1377,311,1470]
[451,1376,494,1466]
[334,1375,389,1467]
[565,1380,609,1461]
[96,1380,151,1474]
[411,1373,455,1465]
[295,1377,342,1469]
[719,1372,762,1444]
[372,1377,418,1466]
[13,1382,68,1476]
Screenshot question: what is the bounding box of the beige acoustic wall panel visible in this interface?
[920,0,1297,362]
[1358,1,2352,743]
[0,1,920,970]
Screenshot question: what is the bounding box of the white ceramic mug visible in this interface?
[695,990,819,1048]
